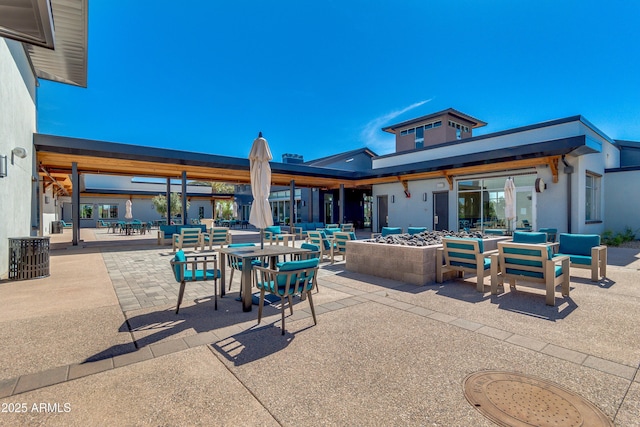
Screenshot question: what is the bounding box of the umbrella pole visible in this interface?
[260,229,264,250]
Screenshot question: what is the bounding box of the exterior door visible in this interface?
[515,188,535,229]
[377,195,388,232]
[433,191,449,231]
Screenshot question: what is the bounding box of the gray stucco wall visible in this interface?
[0,39,37,279]
[604,169,640,235]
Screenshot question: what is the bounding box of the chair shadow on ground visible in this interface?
[433,279,578,321]
[488,285,578,321]
[569,275,616,289]
[83,289,308,365]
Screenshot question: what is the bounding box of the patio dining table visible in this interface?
[217,245,311,312]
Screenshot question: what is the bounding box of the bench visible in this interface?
[158,224,206,246]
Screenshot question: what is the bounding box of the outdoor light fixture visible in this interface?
[423,192,428,201]
[391,195,395,203]
[12,147,28,160]
[0,155,7,178]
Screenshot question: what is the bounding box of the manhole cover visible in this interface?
[464,371,613,427]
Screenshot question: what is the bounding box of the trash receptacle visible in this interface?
[8,237,50,280]
[51,220,62,234]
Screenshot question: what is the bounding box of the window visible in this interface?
[80,204,94,219]
[97,204,118,219]
[585,172,601,221]
[415,126,424,148]
[457,175,536,231]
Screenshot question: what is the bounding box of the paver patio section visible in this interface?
[0,228,638,425]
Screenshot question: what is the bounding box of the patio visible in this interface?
[0,228,638,425]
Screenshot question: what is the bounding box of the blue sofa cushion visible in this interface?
[555,253,592,265]
[407,227,427,235]
[451,258,491,270]
[301,243,320,251]
[265,225,282,235]
[513,231,547,244]
[175,224,205,234]
[160,225,178,238]
[559,234,600,256]
[381,227,402,237]
[506,265,562,279]
[272,258,319,289]
[172,250,186,279]
[446,237,484,254]
[324,228,341,236]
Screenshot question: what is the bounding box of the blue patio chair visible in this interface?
[331,231,356,264]
[491,240,569,306]
[436,237,496,292]
[537,228,558,243]
[170,250,220,313]
[225,243,264,291]
[306,230,332,261]
[254,258,320,335]
[556,233,607,281]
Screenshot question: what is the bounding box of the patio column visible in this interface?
[166,178,171,225]
[289,180,295,226]
[182,171,187,225]
[339,183,345,225]
[72,162,79,246]
[308,188,313,222]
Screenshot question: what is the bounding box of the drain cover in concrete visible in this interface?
[464,371,613,427]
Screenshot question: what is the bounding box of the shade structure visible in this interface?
[125,200,133,220]
[249,133,274,247]
[504,177,516,232]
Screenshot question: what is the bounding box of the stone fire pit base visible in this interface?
[345,237,506,286]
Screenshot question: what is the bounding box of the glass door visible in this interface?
[515,188,535,230]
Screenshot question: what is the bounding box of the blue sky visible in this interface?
[37,0,640,163]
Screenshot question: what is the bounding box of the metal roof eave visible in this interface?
[365,136,590,179]
[25,0,88,87]
[34,133,358,180]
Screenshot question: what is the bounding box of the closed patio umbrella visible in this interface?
[504,177,516,233]
[249,132,273,249]
[125,200,133,220]
[232,200,238,219]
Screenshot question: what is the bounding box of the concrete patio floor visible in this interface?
[0,228,638,426]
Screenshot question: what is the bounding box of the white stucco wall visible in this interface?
[0,39,37,279]
[371,178,451,232]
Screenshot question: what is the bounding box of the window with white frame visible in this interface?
[585,172,601,221]
[80,204,94,219]
[97,204,118,219]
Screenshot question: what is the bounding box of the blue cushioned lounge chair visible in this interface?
[491,241,570,306]
[437,237,496,292]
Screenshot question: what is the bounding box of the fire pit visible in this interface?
[346,231,507,286]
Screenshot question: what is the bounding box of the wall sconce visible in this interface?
[422,192,427,202]
[391,195,395,203]
[12,147,28,159]
[0,155,7,178]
